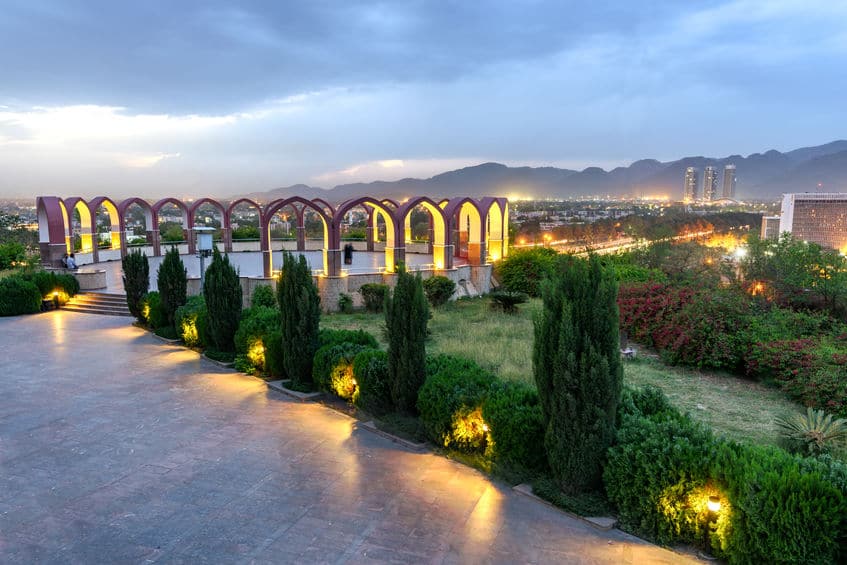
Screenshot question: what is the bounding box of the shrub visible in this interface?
[263,330,285,378]
[174,295,208,347]
[251,284,276,308]
[319,328,379,349]
[417,355,496,452]
[352,349,391,416]
[56,273,79,297]
[203,248,242,353]
[312,342,369,398]
[141,291,166,329]
[122,249,149,321]
[338,292,353,313]
[385,266,428,414]
[534,255,622,493]
[482,380,546,470]
[422,276,456,307]
[0,276,42,316]
[0,241,26,269]
[360,283,388,313]
[496,247,558,297]
[156,246,187,329]
[776,407,847,456]
[234,306,280,373]
[489,289,529,313]
[277,251,320,386]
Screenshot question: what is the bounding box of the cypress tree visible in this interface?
[157,246,187,328]
[277,251,320,385]
[122,249,149,321]
[385,265,429,414]
[203,248,242,352]
[533,254,622,493]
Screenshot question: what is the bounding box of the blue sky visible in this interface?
[1,0,845,198]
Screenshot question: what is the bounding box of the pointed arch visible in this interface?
[264,197,332,276]
[335,197,401,273]
[443,198,484,265]
[88,196,122,255]
[63,197,94,257]
[36,197,71,265]
[480,197,508,261]
[118,197,155,254]
[398,196,451,269]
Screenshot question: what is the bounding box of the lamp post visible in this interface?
[702,495,721,559]
[194,226,214,289]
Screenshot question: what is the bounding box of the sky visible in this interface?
[1,0,846,199]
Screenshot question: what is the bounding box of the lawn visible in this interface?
[322,296,805,448]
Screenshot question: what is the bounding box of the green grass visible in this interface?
[321,296,806,449]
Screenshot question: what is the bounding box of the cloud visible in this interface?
[119,152,181,168]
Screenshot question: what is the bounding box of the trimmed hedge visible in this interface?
[141,291,166,329]
[482,380,546,470]
[174,296,208,347]
[495,247,558,297]
[251,284,276,308]
[422,276,456,307]
[233,306,280,374]
[605,386,847,563]
[360,283,388,313]
[312,342,370,398]
[352,349,391,416]
[319,328,379,350]
[417,355,496,452]
[0,276,42,316]
[22,270,79,299]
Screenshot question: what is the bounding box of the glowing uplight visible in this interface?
[707,496,722,513]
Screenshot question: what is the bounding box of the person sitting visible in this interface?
[61,253,69,268]
[66,254,78,269]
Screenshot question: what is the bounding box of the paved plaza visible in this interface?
[0,311,696,564]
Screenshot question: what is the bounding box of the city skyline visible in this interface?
[1,1,846,199]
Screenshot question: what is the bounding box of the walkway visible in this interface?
[0,312,696,564]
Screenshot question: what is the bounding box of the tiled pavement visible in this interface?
[0,311,697,564]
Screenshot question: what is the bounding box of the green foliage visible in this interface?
[122,249,149,321]
[263,330,286,378]
[776,407,847,456]
[174,295,208,347]
[352,349,392,416]
[203,248,242,353]
[489,289,529,313]
[606,385,847,563]
[154,325,179,340]
[422,276,456,307]
[482,380,546,470]
[160,224,185,243]
[233,305,280,373]
[319,328,379,349]
[156,247,187,328]
[231,225,260,240]
[385,266,429,414]
[312,342,369,398]
[277,251,320,386]
[250,284,276,308]
[417,355,496,451]
[142,291,166,329]
[496,247,558,297]
[338,292,353,313]
[533,255,622,493]
[0,276,41,316]
[360,283,388,312]
[0,242,26,269]
[21,271,79,298]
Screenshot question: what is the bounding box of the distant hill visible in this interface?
[236,140,847,203]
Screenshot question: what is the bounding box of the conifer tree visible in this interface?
[122,249,149,322]
[203,248,242,352]
[533,254,622,493]
[157,246,187,328]
[385,265,429,413]
[277,251,320,385]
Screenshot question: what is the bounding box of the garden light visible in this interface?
[707,495,721,513]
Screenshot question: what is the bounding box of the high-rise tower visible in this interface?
[702,166,718,202]
[722,164,737,199]
[683,167,698,202]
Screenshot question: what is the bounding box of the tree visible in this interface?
[277,251,320,385]
[203,248,242,352]
[157,246,187,328]
[533,254,623,493]
[122,249,149,321]
[386,265,429,414]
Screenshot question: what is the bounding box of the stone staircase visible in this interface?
[63,292,132,317]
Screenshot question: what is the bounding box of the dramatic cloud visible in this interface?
[0,0,844,198]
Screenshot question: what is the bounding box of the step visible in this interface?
[70,296,129,306]
[61,305,132,317]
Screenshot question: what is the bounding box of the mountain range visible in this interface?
[237,140,847,203]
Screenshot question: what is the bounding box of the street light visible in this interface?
[194,226,215,289]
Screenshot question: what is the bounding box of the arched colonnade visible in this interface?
[36,195,509,277]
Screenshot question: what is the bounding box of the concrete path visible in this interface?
[0,311,697,564]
